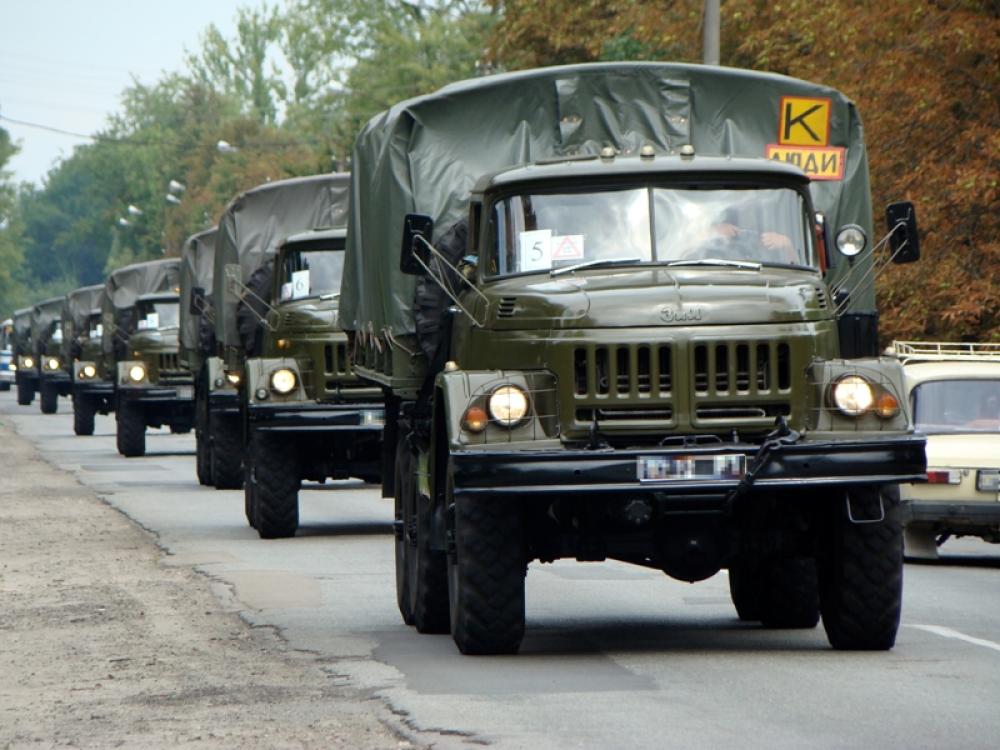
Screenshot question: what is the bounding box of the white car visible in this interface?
[0,318,13,390]
[893,341,1000,558]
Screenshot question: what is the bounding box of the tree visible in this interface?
[486,0,1000,343]
[0,126,27,316]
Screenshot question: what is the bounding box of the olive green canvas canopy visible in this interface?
[212,173,350,351]
[179,225,218,359]
[341,62,873,338]
[62,284,104,361]
[30,296,66,353]
[12,308,32,355]
[101,258,181,357]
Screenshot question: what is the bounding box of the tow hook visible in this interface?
[723,416,801,515]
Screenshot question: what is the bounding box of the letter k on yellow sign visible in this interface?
[778,96,831,146]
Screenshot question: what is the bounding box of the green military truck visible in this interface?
[241,225,385,538]
[341,63,926,654]
[109,258,192,457]
[13,307,37,405]
[31,296,72,414]
[206,174,352,493]
[63,284,105,434]
[179,226,220,484]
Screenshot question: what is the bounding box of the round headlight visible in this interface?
[835,225,867,257]
[82,364,97,379]
[128,364,146,383]
[832,375,874,416]
[270,368,297,394]
[23,356,34,369]
[488,385,529,426]
[46,357,60,371]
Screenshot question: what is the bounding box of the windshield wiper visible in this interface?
[664,258,762,271]
[550,257,642,277]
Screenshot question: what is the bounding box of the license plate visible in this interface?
[175,385,194,399]
[638,454,746,482]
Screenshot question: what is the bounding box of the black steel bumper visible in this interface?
[904,501,1000,526]
[249,401,384,434]
[208,390,240,417]
[73,381,115,413]
[451,434,927,498]
[40,371,72,395]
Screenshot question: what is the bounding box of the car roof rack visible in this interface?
[888,340,1000,363]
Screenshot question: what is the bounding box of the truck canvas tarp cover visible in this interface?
[102,258,181,357]
[31,296,66,352]
[341,61,872,341]
[180,225,218,358]
[62,284,105,360]
[212,173,350,350]
[12,308,32,354]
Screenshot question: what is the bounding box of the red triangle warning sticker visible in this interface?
[552,234,584,260]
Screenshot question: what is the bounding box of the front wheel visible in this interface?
[393,438,413,625]
[39,381,58,414]
[210,412,243,489]
[249,432,300,539]
[447,485,527,655]
[403,458,449,634]
[817,487,903,650]
[116,401,146,457]
[17,379,34,406]
[73,397,95,436]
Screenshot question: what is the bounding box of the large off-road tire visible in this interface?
[210,412,243,490]
[243,459,258,529]
[394,438,414,625]
[195,390,214,486]
[39,381,59,414]
[448,488,527,655]
[73,397,95,436]
[116,401,146,457]
[250,432,301,539]
[759,557,820,629]
[402,451,449,633]
[16,379,34,406]
[728,553,764,622]
[817,487,903,650]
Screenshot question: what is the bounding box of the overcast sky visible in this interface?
[0,0,249,186]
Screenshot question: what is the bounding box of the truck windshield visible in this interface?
[280,245,345,300]
[488,186,812,277]
[912,379,1000,434]
[137,301,179,330]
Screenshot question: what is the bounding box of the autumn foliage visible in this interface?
[487,0,1000,343]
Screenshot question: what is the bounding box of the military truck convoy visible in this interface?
[63,284,105,435]
[4,61,931,657]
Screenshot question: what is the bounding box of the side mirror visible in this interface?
[400,213,434,275]
[190,287,205,315]
[886,201,920,264]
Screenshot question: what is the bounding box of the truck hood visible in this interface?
[483,267,832,329]
[273,298,340,332]
[128,328,179,352]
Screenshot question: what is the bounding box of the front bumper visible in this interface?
[904,500,1000,526]
[40,370,72,394]
[249,401,385,434]
[451,433,927,498]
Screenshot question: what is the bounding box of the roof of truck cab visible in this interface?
[475,154,810,193]
[283,227,347,246]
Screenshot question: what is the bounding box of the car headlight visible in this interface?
[831,375,874,416]
[81,364,97,379]
[488,385,529,427]
[23,356,34,369]
[46,357,60,371]
[836,225,867,257]
[226,371,241,386]
[128,364,146,383]
[9,363,16,372]
[270,368,297,394]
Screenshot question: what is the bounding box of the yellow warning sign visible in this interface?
[765,145,845,181]
[778,96,831,146]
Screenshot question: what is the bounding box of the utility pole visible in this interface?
[703,0,720,65]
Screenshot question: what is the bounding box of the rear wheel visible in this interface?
[817,488,903,650]
[251,432,300,539]
[73,397,95,436]
[403,452,449,633]
[116,401,146,457]
[39,381,58,414]
[448,481,527,655]
[195,392,214,486]
[759,557,820,629]
[210,412,243,489]
[394,438,413,625]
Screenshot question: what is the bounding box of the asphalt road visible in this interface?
[6,391,1000,749]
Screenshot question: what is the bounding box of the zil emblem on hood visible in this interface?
[659,305,705,323]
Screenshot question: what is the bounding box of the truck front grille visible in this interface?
[573,344,673,398]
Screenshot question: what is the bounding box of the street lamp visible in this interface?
[217,140,239,154]
[166,194,182,205]
[168,179,186,194]
[117,217,131,227]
